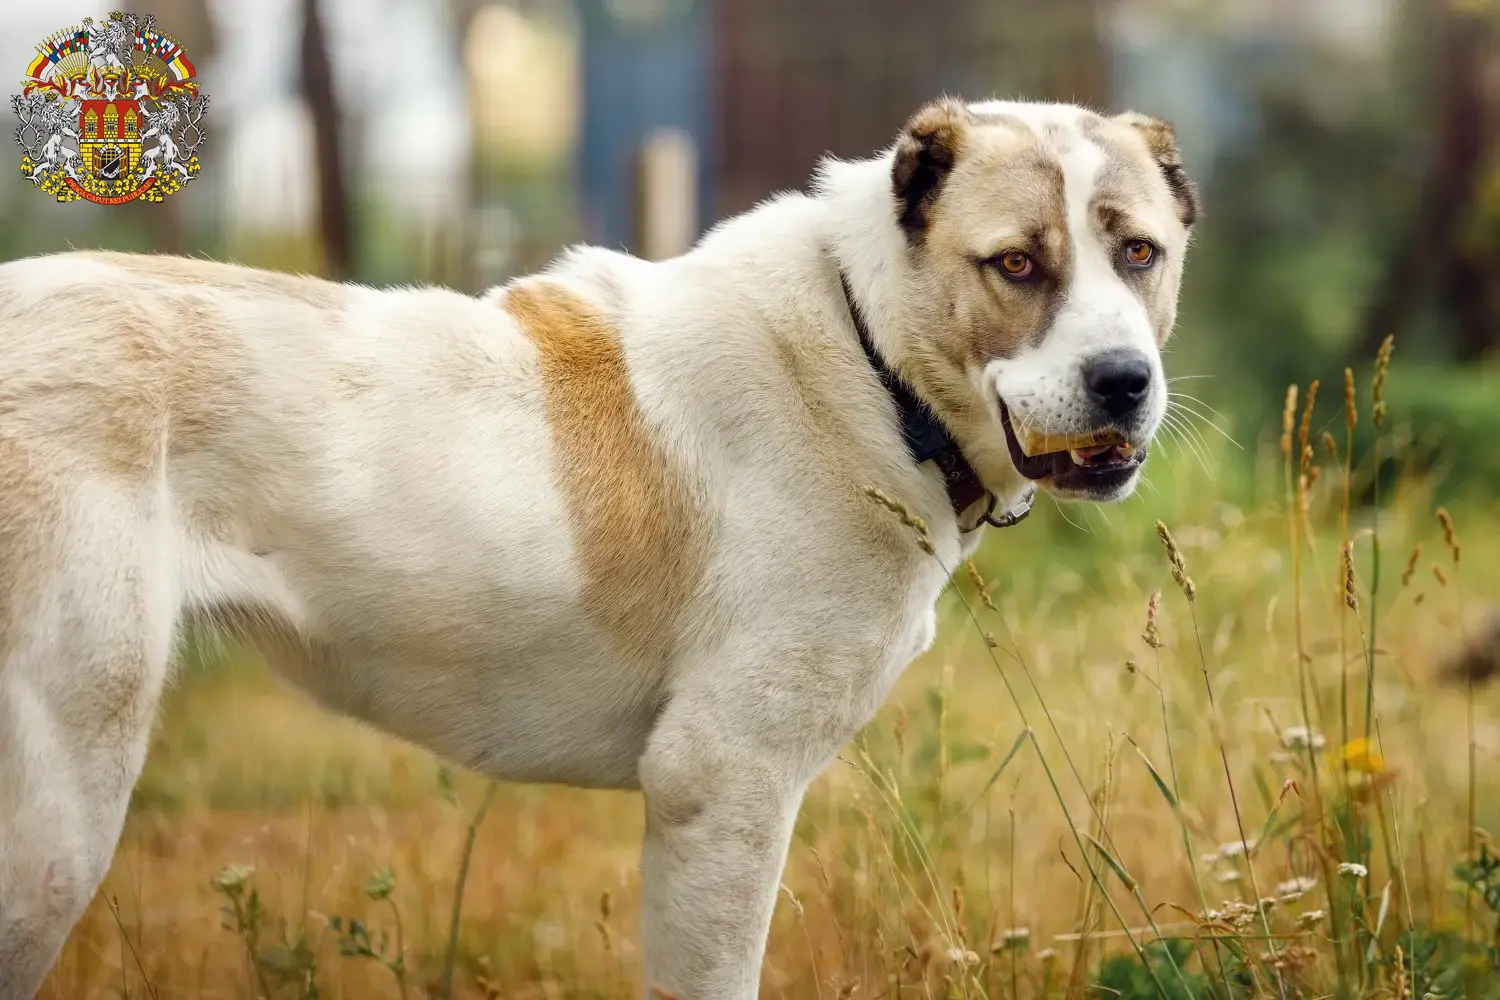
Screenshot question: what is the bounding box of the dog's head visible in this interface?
[887,99,1196,503]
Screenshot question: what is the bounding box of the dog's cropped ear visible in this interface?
[892,98,968,241]
[1117,112,1198,227]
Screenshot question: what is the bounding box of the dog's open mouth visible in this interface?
[1000,403,1144,490]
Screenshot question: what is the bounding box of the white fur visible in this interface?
[0,100,1182,998]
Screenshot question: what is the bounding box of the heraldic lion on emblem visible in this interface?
[12,10,208,205]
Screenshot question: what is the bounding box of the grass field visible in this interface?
[40,357,1500,999]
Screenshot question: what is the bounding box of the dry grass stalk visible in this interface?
[1373,335,1394,428]
[1401,544,1421,588]
[1343,541,1358,611]
[1298,379,1320,476]
[1142,589,1162,649]
[1155,521,1196,602]
[595,889,614,954]
[966,559,996,611]
[1437,507,1461,564]
[1344,367,1357,430]
[1321,430,1339,458]
[1280,384,1299,459]
[864,486,934,555]
[1433,564,1449,588]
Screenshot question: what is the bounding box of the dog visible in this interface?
[0,97,1195,998]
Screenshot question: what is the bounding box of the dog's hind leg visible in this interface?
[0,463,177,998]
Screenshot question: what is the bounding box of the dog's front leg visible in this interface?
[637,700,813,999]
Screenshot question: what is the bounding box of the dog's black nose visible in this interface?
[1083,349,1153,420]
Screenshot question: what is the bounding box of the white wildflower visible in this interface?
[1297,909,1326,927]
[1216,869,1243,883]
[1216,838,1256,858]
[1338,862,1368,879]
[1205,901,1260,928]
[1281,726,1327,751]
[1276,876,1317,900]
[945,947,980,967]
[991,927,1031,952]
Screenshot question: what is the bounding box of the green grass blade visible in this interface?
[958,727,1031,818]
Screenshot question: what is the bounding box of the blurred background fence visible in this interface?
[4,0,1499,490]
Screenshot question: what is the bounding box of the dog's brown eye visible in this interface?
[1124,239,1156,269]
[995,251,1034,281]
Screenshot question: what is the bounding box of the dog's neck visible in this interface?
[819,153,1033,533]
[817,152,921,379]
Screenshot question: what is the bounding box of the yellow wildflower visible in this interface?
[1337,738,1385,774]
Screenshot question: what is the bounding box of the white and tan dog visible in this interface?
[0,98,1195,998]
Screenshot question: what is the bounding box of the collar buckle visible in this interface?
[980,486,1037,530]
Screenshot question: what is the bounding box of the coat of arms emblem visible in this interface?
[12,10,208,205]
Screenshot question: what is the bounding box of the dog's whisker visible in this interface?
[1162,411,1217,479]
[1167,399,1239,453]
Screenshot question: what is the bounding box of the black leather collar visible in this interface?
[839,271,1035,532]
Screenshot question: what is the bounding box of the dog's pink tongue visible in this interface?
[1074,443,1115,460]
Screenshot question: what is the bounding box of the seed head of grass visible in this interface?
[863,486,934,555]
[1142,589,1163,648]
[1433,563,1449,587]
[1298,378,1319,474]
[1342,540,1358,610]
[1373,335,1394,428]
[1154,521,1196,602]
[1437,506,1461,564]
[966,559,995,610]
[1321,430,1339,457]
[1402,543,1421,587]
[1344,367,1357,429]
[1280,384,1299,458]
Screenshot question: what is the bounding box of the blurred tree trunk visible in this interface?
[1360,2,1500,361]
[300,0,351,278]
[144,0,217,254]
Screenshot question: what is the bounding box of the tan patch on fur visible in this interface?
[1106,113,1198,227]
[918,118,1071,367]
[1085,114,1198,340]
[505,282,707,665]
